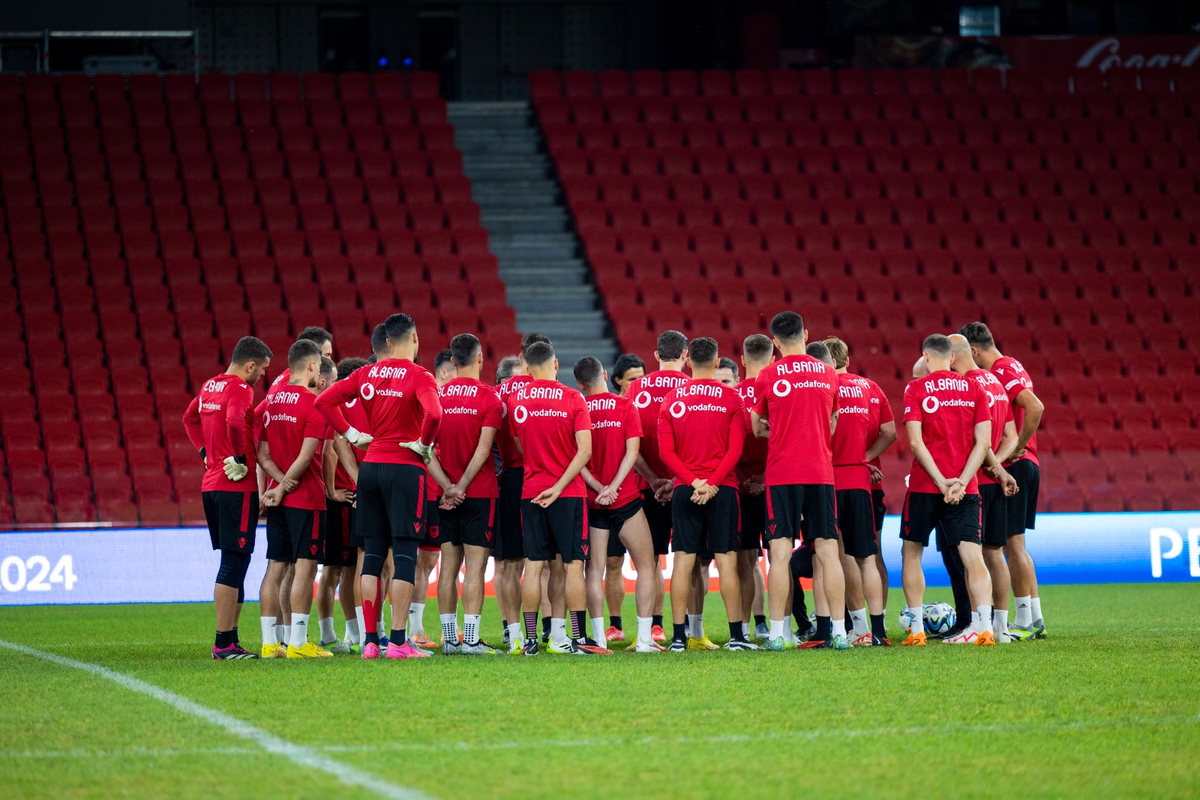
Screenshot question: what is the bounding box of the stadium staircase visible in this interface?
[450,101,619,381]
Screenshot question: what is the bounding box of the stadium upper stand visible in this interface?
[0,71,522,528]
[530,66,1200,513]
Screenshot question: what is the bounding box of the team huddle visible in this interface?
[183,310,1049,659]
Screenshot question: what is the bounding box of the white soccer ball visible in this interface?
[923,603,956,635]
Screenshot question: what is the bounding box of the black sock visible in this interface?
[523,611,538,641]
[390,628,406,646]
[541,617,551,636]
[753,614,766,627]
[652,614,663,627]
[365,631,380,645]
[570,610,587,640]
[816,615,832,642]
[231,627,239,644]
[502,618,508,632]
[728,621,744,642]
[215,629,236,648]
[609,615,623,630]
[870,613,887,639]
[673,622,688,643]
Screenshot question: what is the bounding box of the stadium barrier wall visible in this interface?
[0,512,1197,605]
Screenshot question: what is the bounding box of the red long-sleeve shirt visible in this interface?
[181,373,258,492]
[656,378,745,488]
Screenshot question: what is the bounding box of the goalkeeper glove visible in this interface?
[343,426,374,448]
[223,455,248,481]
[400,440,435,463]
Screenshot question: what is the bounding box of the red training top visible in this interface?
[436,376,503,498]
[182,373,258,493]
[332,386,370,491]
[510,379,591,499]
[902,369,991,495]
[584,391,643,509]
[735,377,769,480]
[752,354,839,486]
[831,372,880,493]
[626,369,689,486]
[657,378,745,488]
[260,386,330,510]
[497,374,532,470]
[967,367,1013,486]
[990,355,1039,467]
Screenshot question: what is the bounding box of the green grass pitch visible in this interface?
[2,583,1198,799]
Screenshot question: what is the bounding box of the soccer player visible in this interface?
[510,342,601,655]
[736,334,774,642]
[820,338,896,646]
[900,334,996,647]
[949,334,1021,643]
[611,353,645,394]
[493,354,526,652]
[319,356,369,653]
[657,337,757,651]
[256,343,338,658]
[267,326,334,395]
[182,336,273,659]
[601,352,645,640]
[958,321,1047,640]
[625,331,692,643]
[714,357,739,386]
[424,334,503,655]
[315,313,441,659]
[575,356,664,652]
[751,312,849,650]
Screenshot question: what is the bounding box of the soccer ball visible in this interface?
[898,606,916,632]
[923,603,956,635]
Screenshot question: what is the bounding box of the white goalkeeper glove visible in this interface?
[400,440,435,463]
[343,426,374,448]
[223,455,248,481]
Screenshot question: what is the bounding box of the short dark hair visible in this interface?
[806,341,833,366]
[337,356,368,381]
[958,321,995,349]
[689,337,719,367]
[923,333,953,357]
[573,356,604,388]
[320,356,336,380]
[823,337,849,369]
[434,348,455,373]
[370,324,388,357]
[384,313,415,344]
[524,341,555,368]
[231,336,272,365]
[450,334,481,368]
[769,311,805,342]
[717,357,739,379]
[521,332,551,356]
[287,338,322,371]
[365,354,378,365]
[496,355,521,383]
[611,353,645,383]
[297,326,333,348]
[656,330,688,361]
[742,334,774,363]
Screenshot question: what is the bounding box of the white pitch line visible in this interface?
[0,640,428,800]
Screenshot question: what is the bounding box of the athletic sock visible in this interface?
[523,611,538,641]
[440,614,458,645]
[541,616,551,637]
[289,614,309,649]
[390,628,406,646]
[409,602,425,634]
[672,622,688,644]
[741,622,749,638]
[636,616,652,644]
[355,606,366,640]
[830,618,847,639]
[464,614,481,645]
[609,615,623,631]
[993,608,1008,632]
[970,610,981,632]
[570,610,587,641]
[551,617,567,645]
[687,614,703,639]
[362,590,379,642]
[345,617,361,646]
[215,629,235,649]
[1014,595,1033,627]
[507,622,522,646]
[848,608,869,638]
[652,614,663,628]
[590,617,606,644]
[870,613,886,640]
[978,605,994,634]
[1031,597,1043,622]
[769,618,785,639]
[232,627,239,645]
[274,623,286,645]
[910,608,925,635]
[261,616,277,646]
[753,614,766,627]
[728,621,744,642]
[318,617,336,644]
[816,615,832,642]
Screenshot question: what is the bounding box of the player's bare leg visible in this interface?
[258,559,287,657]
[585,526,609,644]
[604,554,626,641]
[668,551,697,651]
[437,542,464,653]
[520,559,546,652]
[752,562,766,638]
[840,544,866,636]
[950,541,996,645]
[548,556,567,647]
[900,540,927,645]
[714,551,755,649]
[765,537,795,645]
[410,548,439,646]
[737,550,755,639]
[278,562,295,646]
[618,511,663,651]
[687,560,711,646]
[337,565,358,647]
[459,543,493,653]
[539,564,553,642]
[315,565,350,652]
[813,538,848,646]
[1005,533,1042,635]
[496,558,524,649]
[983,544,1011,639]
[287,557,329,656]
[875,551,889,611]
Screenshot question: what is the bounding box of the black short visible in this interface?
[738,491,765,551]
[202,490,258,553]
[495,467,524,560]
[1005,459,1040,535]
[671,485,740,555]
[900,491,982,548]
[440,498,496,549]
[871,487,886,532]
[325,499,357,567]
[592,497,644,558]
[765,483,837,544]
[979,483,1009,548]
[422,499,442,550]
[356,462,426,547]
[266,506,326,562]
[522,497,588,563]
[641,487,673,555]
[836,488,878,558]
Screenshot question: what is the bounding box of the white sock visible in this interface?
[289,614,309,649]
[261,616,277,646]
[1014,595,1032,627]
[978,605,993,634]
[440,613,458,644]
[769,618,785,639]
[355,606,365,640]
[506,622,522,646]
[993,608,1008,631]
[465,614,482,645]
[970,610,981,632]
[909,608,925,635]
[345,617,361,645]
[591,617,606,644]
[848,607,869,637]
[551,617,567,645]
[637,616,652,643]
[688,614,703,639]
[278,624,289,645]
[409,602,426,634]
[741,621,749,638]
[318,617,336,644]
[783,625,797,645]
[831,618,847,638]
[1031,597,1043,622]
